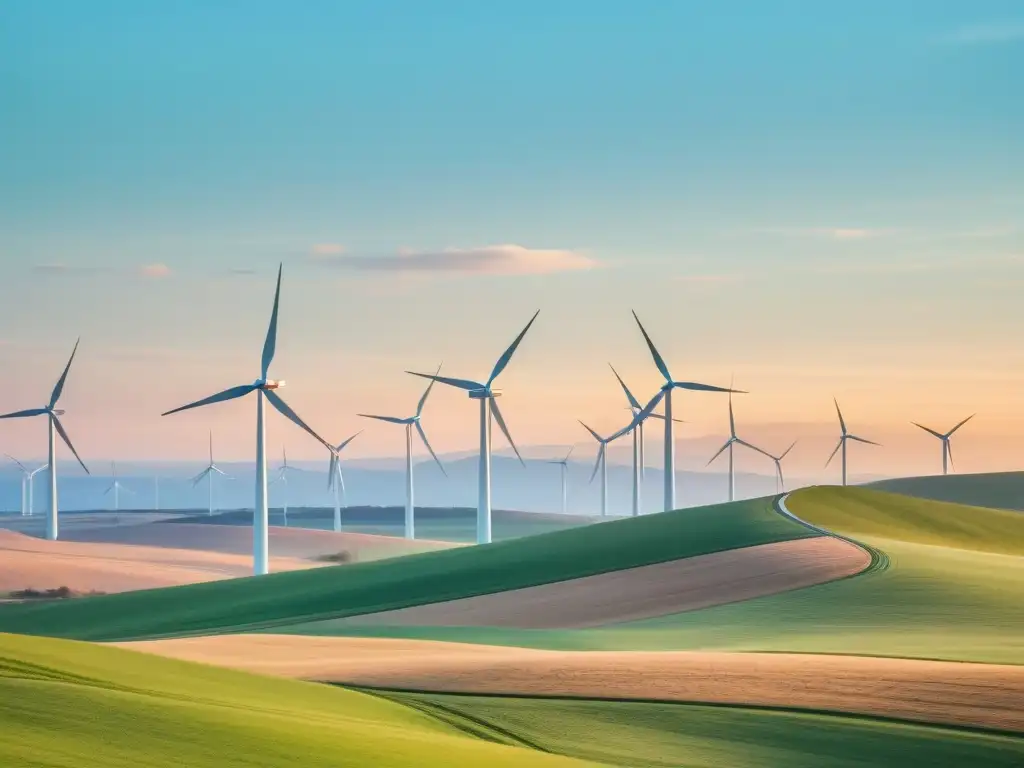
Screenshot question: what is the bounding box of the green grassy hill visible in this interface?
[0,633,588,767]
[382,690,1024,768]
[0,497,813,641]
[867,472,1024,512]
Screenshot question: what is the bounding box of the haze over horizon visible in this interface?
[2,2,1022,477]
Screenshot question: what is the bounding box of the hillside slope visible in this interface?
[868,472,1024,512]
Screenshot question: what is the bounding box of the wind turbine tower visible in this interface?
[327,431,362,533]
[826,399,880,486]
[630,312,741,512]
[0,340,90,539]
[271,447,302,526]
[407,311,538,544]
[6,456,46,517]
[359,365,445,539]
[912,415,974,475]
[544,446,574,515]
[162,264,334,575]
[579,421,624,517]
[104,462,133,511]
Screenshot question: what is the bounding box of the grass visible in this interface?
[0,497,813,641]
[300,488,1024,663]
[378,690,1024,768]
[868,471,1024,512]
[0,632,590,767]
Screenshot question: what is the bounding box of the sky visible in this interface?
[0,1,1022,479]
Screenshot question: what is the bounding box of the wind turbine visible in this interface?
[706,387,769,502]
[630,312,742,512]
[826,399,880,486]
[912,415,974,475]
[104,461,133,512]
[326,430,362,533]
[190,432,229,516]
[271,447,302,526]
[407,311,539,545]
[359,365,446,539]
[757,440,797,494]
[544,446,574,515]
[162,263,333,575]
[579,421,624,517]
[0,339,89,540]
[609,365,684,517]
[5,455,46,517]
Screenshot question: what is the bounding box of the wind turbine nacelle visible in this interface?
[469,389,501,399]
[264,379,286,390]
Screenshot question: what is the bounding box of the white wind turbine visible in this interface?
[631,312,742,512]
[191,432,229,516]
[706,387,770,502]
[757,440,797,494]
[826,399,880,486]
[104,461,134,511]
[609,365,683,517]
[326,431,362,533]
[271,447,303,526]
[544,446,574,515]
[407,311,539,545]
[162,263,333,576]
[912,415,974,476]
[5,455,46,517]
[359,366,446,540]
[578,421,625,517]
[0,339,90,539]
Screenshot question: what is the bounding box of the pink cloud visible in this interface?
[310,243,346,256]
[312,244,596,276]
[139,263,171,278]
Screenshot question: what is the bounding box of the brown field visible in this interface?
[334,536,870,629]
[119,634,1024,733]
[0,529,323,593]
[62,522,460,561]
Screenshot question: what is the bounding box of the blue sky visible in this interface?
[0,2,1022,474]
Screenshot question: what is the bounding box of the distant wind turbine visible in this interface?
[579,421,625,517]
[5,455,46,517]
[757,440,798,494]
[609,365,683,516]
[326,431,362,533]
[706,386,769,502]
[271,447,303,526]
[191,432,229,516]
[544,446,574,515]
[0,339,90,539]
[407,311,539,545]
[630,312,743,511]
[912,415,974,475]
[359,365,445,539]
[161,263,334,575]
[826,399,880,486]
[104,462,133,512]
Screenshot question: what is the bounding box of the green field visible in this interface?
[379,690,1024,768]
[0,633,588,767]
[0,497,813,641]
[868,472,1024,511]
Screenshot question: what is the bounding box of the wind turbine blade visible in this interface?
[263,390,334,452]
[335,430,363,452]
[736,438,773,460]
[487,310,540,386]
[848,435,881,446]
[777,462,786,490]
[673,381,745,393]
[415,421,447,477]
[209,430,214,464]
[48,338,80,409]
[327,454,337,489]
[728,390,736,437]
[4,454,28,473]
[946,439,956,471]
[416,362,443,416]
[779,440,798,460]
[912,422,944,439]
[406,371,484,391]
[261,263,283,380]
[608,364,642,410]
[211,466,228,476]
[0,408,48,419]
[162,384,258,416]
[589,444,604,484]
[336,462,347,494]
[51,414,89,474]
[706,441,731,466]
[825,438,843,468]
[834,398,847,434]
[564,445,575,462]
[490,399,523,465]
[358,413,410,424]
[610,389,667,441]
[631,310,672,383]
[104,486,113,495]
[191,467,212,486]
[947,414,975,436]
[578,420,603,443]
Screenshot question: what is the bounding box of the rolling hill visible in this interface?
[867,472,1024,511]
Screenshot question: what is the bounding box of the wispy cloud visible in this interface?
[309,244,596,276]
[940,22,1024,46]
[310,243,345,256]
[138,263,171,278]
[32,263,108,274]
